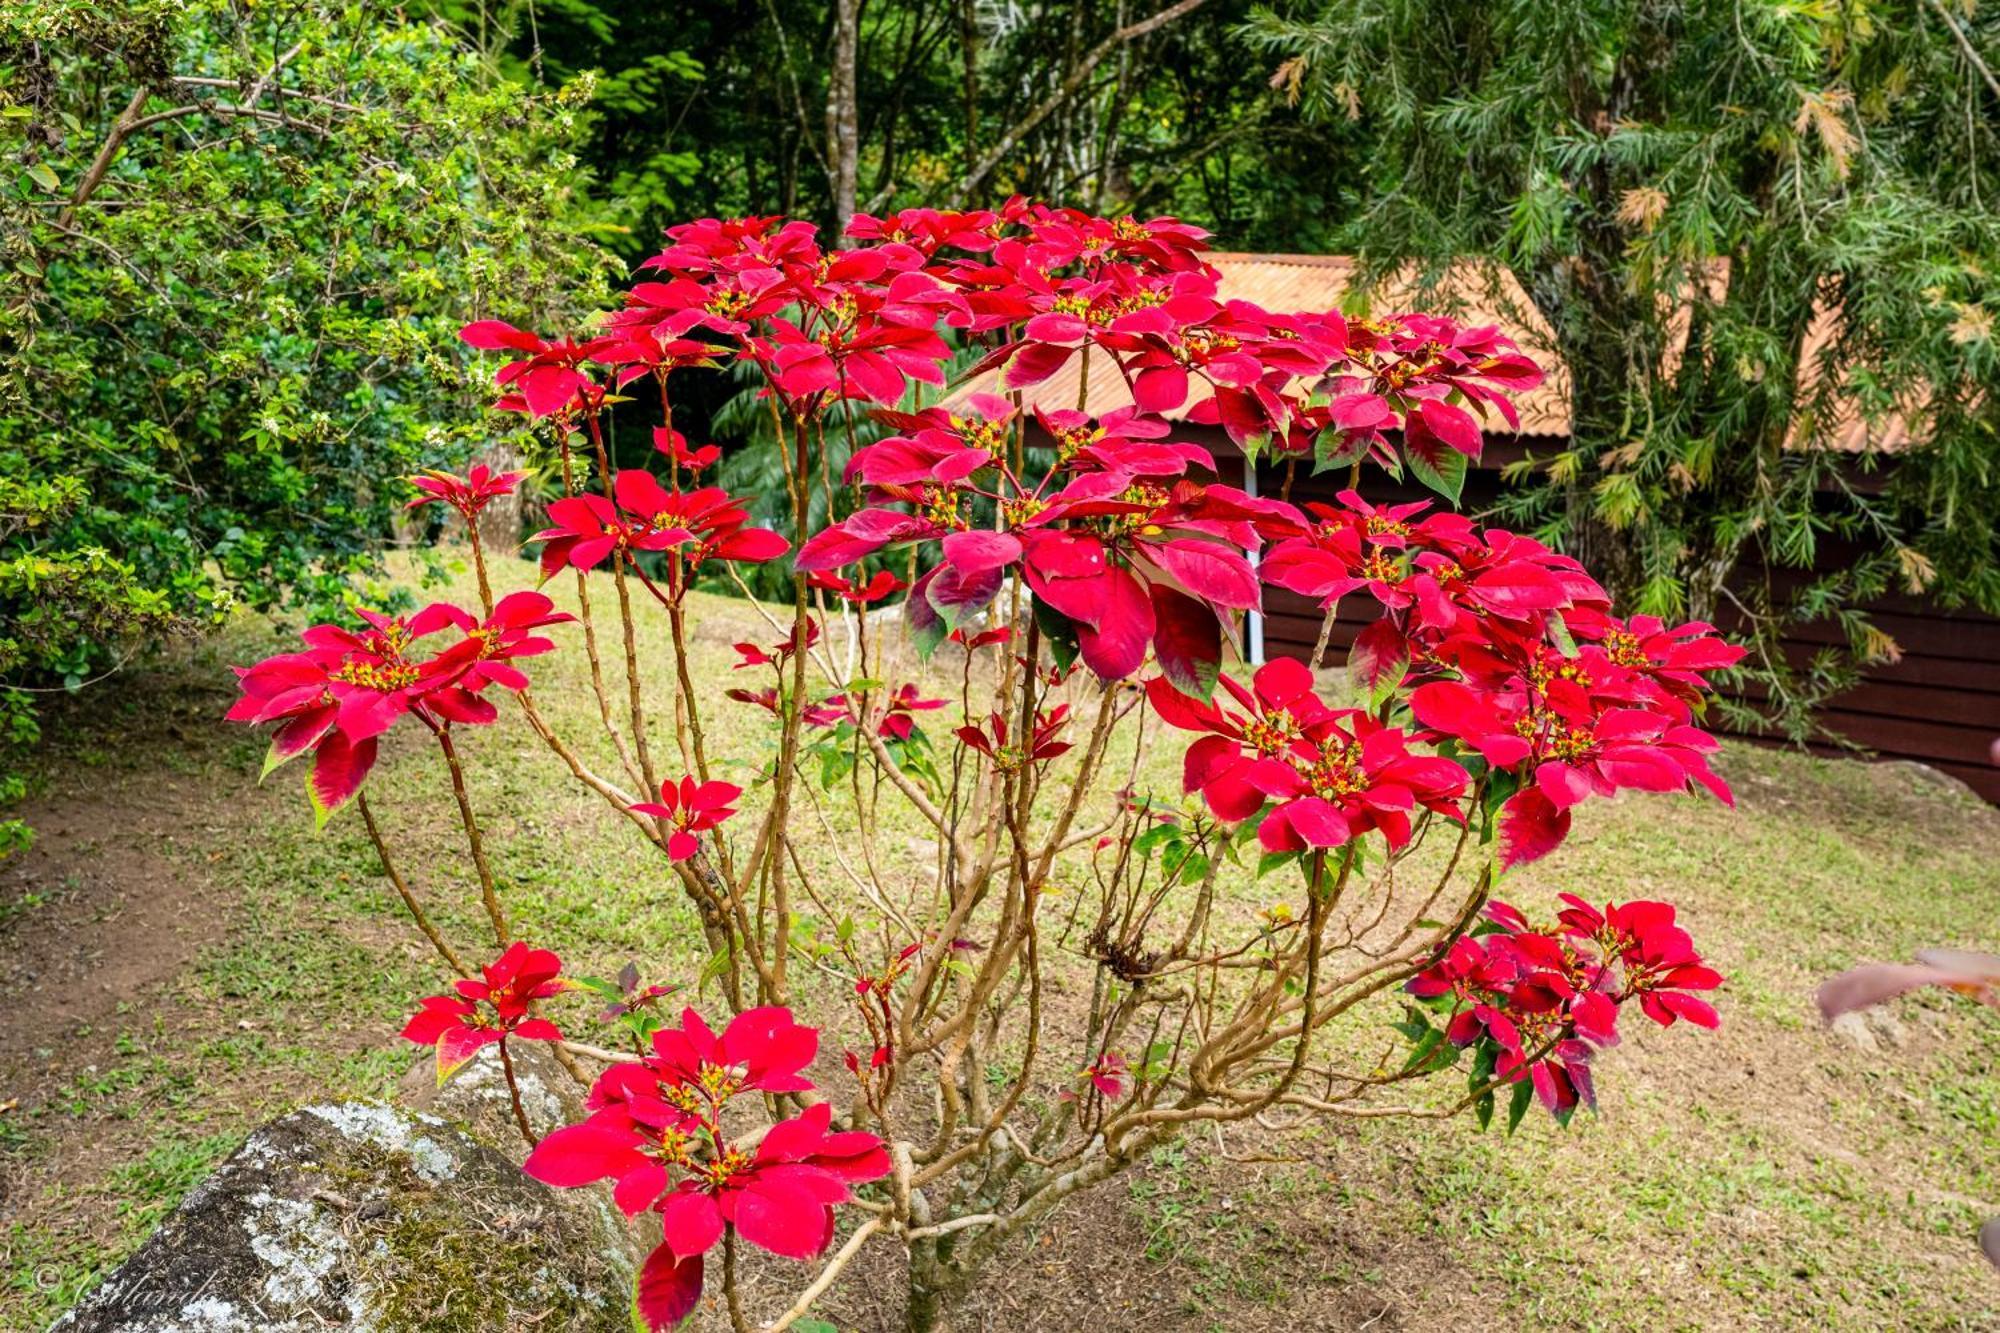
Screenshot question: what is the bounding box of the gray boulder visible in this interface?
[53,1047,639,1332]
[399,1039,582,1145]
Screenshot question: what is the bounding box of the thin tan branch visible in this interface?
[945,0,1212,207]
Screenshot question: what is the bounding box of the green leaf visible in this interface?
[1474,1088,1496,1131]
[818,747,854,790]
[1313,424,1371,474]
[1032,597,1080,673]
[306,769,334,831]
[1348,618,1409,708]
[906,592,947,660]
[1505,1078,1534,1134]
[260,737,301,781]
[1470,1038,1498,1086]
[1401,1026,1446,1072]
[1403,441,1466,504]
[570,975,624,1000]
[697,947,735,994]
[1256,850,1300,879]
[25,162,59,192]
[1545,610,1577,657]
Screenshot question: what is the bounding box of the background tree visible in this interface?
[511,0,1347,556]
[0,0,615,856]
[1244,0,2000,738]
[518,0,1339,253]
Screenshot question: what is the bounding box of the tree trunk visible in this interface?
[474,439,523,557]
[904,1272,945,1333]
[826,0,860,236]
[959,0,978,176]
[904,1235,956,1333]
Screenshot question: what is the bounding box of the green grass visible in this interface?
[4,1225,116,1326]
[106,1131,245,1234]
[3,551,1998,1331]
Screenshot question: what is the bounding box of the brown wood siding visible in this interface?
[1716,547,2000,800]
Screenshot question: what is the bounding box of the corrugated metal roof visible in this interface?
[950,252,1911,454]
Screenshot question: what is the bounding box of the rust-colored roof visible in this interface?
[1790,297,1921,454]
[952,251,1911,454]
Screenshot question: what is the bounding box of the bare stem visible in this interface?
[496,1038,538,1148]
[1310,603,1339,672]
[666,598,713,781]
[554,433,645,790]
[763,1216,885,1332]
[583,411,660,800]
[722,1225,752,1333]
[357,794,468,977]
[429,721,508,947]
[570,566,645,789]
[467,526,494,617]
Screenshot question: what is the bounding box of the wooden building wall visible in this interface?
[1723,565,2000,801]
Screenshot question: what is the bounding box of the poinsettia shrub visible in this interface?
[228,200,1742,1332]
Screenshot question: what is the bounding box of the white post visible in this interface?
[1242,451,1266,665]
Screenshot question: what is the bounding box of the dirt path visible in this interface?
[0,671,418,1327]
[0,680,249,1290]
[2,777,231,1083]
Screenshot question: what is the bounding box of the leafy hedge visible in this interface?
[0,0,615,851]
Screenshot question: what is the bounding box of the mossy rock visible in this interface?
[398,1040,583,1147]
[52,1099,639,1332]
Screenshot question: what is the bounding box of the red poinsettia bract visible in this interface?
[406,463,527,521]
[1407,898,1721,1121]
[1147,658,1469,853]
[225,594,566,820]
[632,775,743,861]
[1252,491,1741,866]
[524,1007,887,1330]
[800,469,1301,687]
[401,942,570,1082]
[460,320,615,418]
[532,472,789,589]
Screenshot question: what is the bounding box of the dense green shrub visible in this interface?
[0,0,614,850]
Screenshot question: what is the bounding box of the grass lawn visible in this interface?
[2,550,1996,1331]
